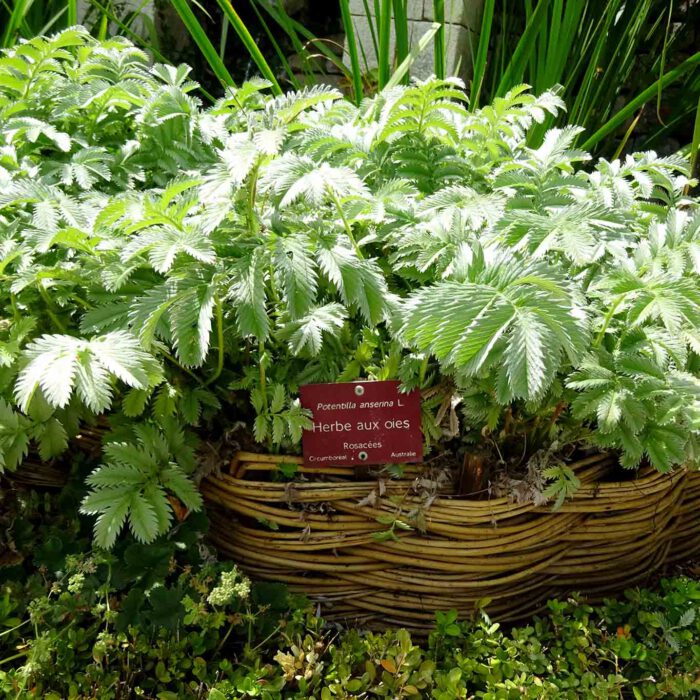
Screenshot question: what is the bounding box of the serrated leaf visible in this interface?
[92,496,131,550]
[272,415,286,445]
[170,281,216,367]
[144,483,173,534]
[15,332,156,413]
[128,492,159,543]
[179,390,201,425]
[123,388,151,417]
[253,414,269,443]
[401,262,586,400]
[270,384,286,413]
[285,303,346,356]
[275,234,317,319]
[160,465,202,511]
[318,245,389,325]
[231,251,269,341]
[597,390,621,431]
[0,398,29,471]
[679,608,696,627]
[37,418,68,460]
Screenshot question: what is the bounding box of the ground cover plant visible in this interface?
[1,29,700,548]
[2,485,700,699]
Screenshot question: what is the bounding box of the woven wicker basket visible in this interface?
[202,451,700,631]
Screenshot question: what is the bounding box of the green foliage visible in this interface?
[81,423,202,548]
[401,260,588,401]
[3,492,700,699]
[541,464,581,510]
[1,30,700,547]
[0,486,296,699]
[15,331,160,413]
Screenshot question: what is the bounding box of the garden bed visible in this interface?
[203,451,700,631]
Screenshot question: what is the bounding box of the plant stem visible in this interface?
[10,293,20,322]
[0,650,28,666]
[206,297,225,386]
[162,350,205,386]
[38,284,67,332]
[594,295,624,347]
[340,0,363,103]
[686,95,700,195]
[0,619,30,638]
[259,345,268,412]
[329,189,364,259]
[418,355,429,384]
[258,343,273,451]
[214,618,236,657]
[247,163,260,236]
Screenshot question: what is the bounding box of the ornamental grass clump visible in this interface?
[1,29,699,546]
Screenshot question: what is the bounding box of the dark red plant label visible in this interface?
[299,380,423,467]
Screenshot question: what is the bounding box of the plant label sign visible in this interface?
[299,380,423,467]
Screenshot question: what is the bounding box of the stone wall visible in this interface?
[76,1,484,89]
[343,0,484,81]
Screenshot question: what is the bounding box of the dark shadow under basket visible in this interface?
[202,451,700,632]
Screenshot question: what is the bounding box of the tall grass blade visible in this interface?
[215,0,281,95]
[340,0,364,101]
[253,0,310,82]
[248,1,299,90]
[470,0,494,107]
[126,0,161,49]
[360,0,379,62]
[67,0,77,25]
[386,22,440,89]
[656,0,673,124]
[689,96,700,186]
[640,107,695,150]
[97,10,109,41]
[577,0,657,129]
[253,0,354,86]
[432,0,445,79]
[611,108,644,160]
[39,5,69,37]
[377,0,392,88]
[567,0,623,125]
[170,0,236,88]
[2,0,32,48]
[88,0,198,78]
[219,16,229,60]
[495,0,551,96]
[125,0,157,30]
[581,51,700,151]
[393,0,409,82]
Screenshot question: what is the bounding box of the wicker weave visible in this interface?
[203,451,700,631]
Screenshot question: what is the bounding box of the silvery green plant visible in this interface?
[1,29,698,546]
